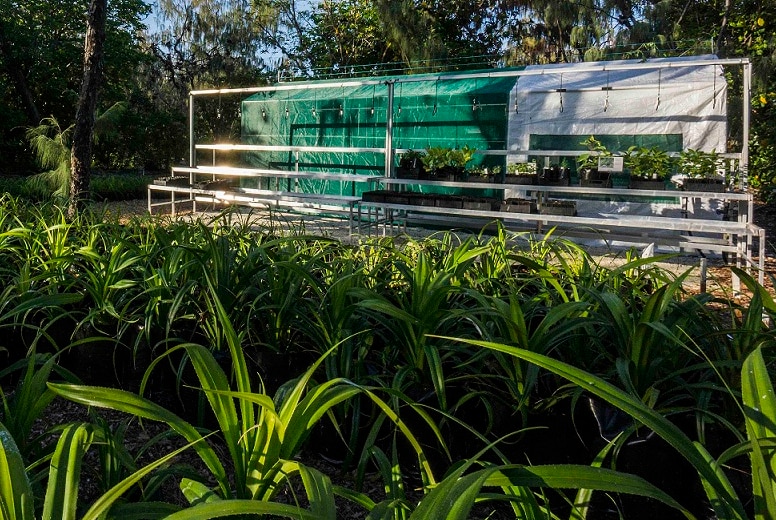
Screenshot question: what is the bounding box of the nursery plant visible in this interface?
[420,145,476,179]
[625,145,673,181]
[397,149,426,178]
[399,149,426,169]
[577,135,612,174]
[504,161,537,184]
[452,327,776,520]
[0,419,198,519]
[49,280,442,508]
[678,148,721,179]
[0,193,773,518]
[350,236,491,411]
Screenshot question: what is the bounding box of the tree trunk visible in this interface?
[68,0,107,218]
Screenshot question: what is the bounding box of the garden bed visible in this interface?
[3,195,770,519]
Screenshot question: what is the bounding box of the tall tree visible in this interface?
[69,0,107,216]
[296,0,401,75]
[502,0,637,64]
[147,0,269,145]
[151,0,267,94]
[361,0,507,71]
[271,0,509,76]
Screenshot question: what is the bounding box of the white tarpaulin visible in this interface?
[507,55,727,154]
[503,56,730,233]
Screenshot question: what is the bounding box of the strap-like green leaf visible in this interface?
[105,501,182,520]
[0,422,34,520]
[440,337,747,520]
[180,478,221,506]
[742,347,776,519]
[158,500,317,519]
[409,467,496,519]
[48,383,228,497]
[298,464,337,520]
[42,422,94,520]
[82,435,212,520]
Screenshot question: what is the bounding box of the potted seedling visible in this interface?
[447,145,477,181]
[467,166,492,183]
[538,162,571,186]
[396,149,426,179]
[625,146,672,190]
[421,146,452,180]
[678,148,725,192]
[577,135,612,187]
[559,158,572,178]
[422,145,476,180]
[505,161,537,185]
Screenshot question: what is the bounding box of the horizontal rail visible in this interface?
[377,178,753,201]
[196,144,385,154]
[197,144,742,161]
[358,201,748,234]
[190,58,750,96]
[172,166,381,183]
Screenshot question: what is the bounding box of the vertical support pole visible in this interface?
[294,151,300,192]
[189,93,196,167]
[759,227,766,286]
[384,81,395,179]
[741,60,751,188]
[189,92,197,212]
[699,258,707,293]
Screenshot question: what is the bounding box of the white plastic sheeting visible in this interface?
[507,55,728,154]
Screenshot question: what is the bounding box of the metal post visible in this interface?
[189,93,196,167]
[742,60,751,186]
[384,81,395,178]
[699,258,707,293]
[188,93,197,212]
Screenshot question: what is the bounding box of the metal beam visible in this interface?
[189,57,751,97]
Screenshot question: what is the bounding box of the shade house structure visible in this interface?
[236,71,517,196]
[504,55,747,220]
[508,54,731,164]
[189,55,751,209]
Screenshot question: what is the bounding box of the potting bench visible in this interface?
[358,178,765,286]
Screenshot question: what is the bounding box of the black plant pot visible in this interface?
[398,158,425,179]
[433,166,462,181]
[579,167,611,187]
[538,166,570,186]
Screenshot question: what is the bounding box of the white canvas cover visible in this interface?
[504,56,730,232]
[507,55,727,155]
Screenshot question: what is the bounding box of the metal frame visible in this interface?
[186,57,752,181]
[171,58,763,285]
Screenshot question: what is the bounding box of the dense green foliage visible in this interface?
[0,196,772,517]
[2,0,775,196]
[0,171,148,201]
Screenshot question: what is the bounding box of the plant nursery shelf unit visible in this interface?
[147,164,380,236]
[359,178,765,286]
